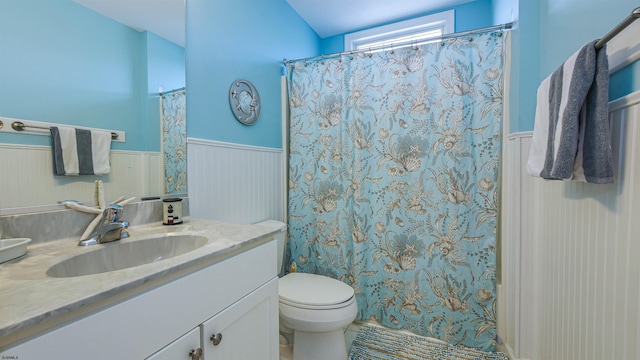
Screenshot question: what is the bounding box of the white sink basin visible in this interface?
[46,234,209,278]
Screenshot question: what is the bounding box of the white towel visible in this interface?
[51,126,111,176]
[527,41,613,184]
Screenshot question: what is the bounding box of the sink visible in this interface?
[47,234,209,278]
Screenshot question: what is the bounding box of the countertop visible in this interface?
[0,218,278,349]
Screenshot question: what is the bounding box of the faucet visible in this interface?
[78,204,129,246]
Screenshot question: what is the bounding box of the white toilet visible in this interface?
[257,220,358,360]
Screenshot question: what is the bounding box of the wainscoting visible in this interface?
[0,144,162,213]
[187,138,284,224]
[500,90,640,359]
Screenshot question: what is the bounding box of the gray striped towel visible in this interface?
[527,41,613,184]
[50,126,111,176]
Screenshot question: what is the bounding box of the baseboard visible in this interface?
[501,342,521,359]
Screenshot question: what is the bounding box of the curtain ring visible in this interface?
[321,55,325,65]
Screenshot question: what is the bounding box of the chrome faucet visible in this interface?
[78,204,129,246]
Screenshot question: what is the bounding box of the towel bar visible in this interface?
[10,121,119,140]
[595,7,640,49]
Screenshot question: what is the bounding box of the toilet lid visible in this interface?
[279,273,355,307]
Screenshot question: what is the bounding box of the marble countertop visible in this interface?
[0,218,278,349]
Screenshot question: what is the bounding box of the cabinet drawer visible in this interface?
[147,327,201,360]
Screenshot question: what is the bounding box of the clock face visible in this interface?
[229,80,261,125]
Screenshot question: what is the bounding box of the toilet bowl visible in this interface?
[256,220,358,360]
[279,272,358,360]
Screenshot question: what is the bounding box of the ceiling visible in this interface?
[72,0,476,46]
[72,0,186,46]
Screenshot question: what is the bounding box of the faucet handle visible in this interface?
[103,204,123,222]
[120,222,130,239]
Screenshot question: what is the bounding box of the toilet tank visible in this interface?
[255,220,287,275]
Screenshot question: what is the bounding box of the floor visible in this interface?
[344,322,360,351]
[278,322,363,360]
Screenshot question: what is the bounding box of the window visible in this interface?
[344,10,455,51]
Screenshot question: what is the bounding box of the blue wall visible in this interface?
[319,0,496,55]
[183,0,640,140]
[610,61,640,100]
[0,0,184,151]
[454,0,495,32]
[185,0,319,149]
[185,0,498,148]
[511,0,639,133]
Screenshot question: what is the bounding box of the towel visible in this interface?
[527,41,613,184]
[50,126,111,176]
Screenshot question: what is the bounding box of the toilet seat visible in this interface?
[279,273,355,310]
[279,295,356,310]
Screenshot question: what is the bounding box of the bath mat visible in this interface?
[348,325,508,360]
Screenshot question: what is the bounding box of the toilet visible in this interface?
[257,220,358,360]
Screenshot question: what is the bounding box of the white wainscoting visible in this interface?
[501,90,640,359]
[0,144,163,213]
[187,138,284,224]
[499,132,536,360]
[607,15,640,74]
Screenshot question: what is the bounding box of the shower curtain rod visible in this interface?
[159,87,185,96]
[283,22,513,65]
[595,7,640,49]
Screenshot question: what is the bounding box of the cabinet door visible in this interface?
[202,277,278,360]
[146,326,202,360]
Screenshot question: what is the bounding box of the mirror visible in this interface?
[0,0,185,210]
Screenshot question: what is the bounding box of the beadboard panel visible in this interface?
[502,91,640,359]
[186,138,284,224]
[0,144,162,212]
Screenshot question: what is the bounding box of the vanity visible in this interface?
[0,218,279,359]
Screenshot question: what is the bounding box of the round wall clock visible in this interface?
[229,79,261,125]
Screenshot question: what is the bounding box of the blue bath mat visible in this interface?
[349,325,508,360]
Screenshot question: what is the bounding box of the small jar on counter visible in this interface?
[162,198,183,225]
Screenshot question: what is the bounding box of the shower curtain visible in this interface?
[286,32,504,351]
[161,89,187,194]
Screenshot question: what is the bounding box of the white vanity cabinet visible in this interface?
[201,277,278,359]
[148,278,278,360]
[2,239,279,360]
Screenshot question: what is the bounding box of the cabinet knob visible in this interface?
[188,348,203,360]
[210,332,223,346]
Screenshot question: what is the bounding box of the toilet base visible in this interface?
[292,329,348,360]
[279,343,293,360]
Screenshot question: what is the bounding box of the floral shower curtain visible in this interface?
[286,32,504,351]
[161,89,187,194]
